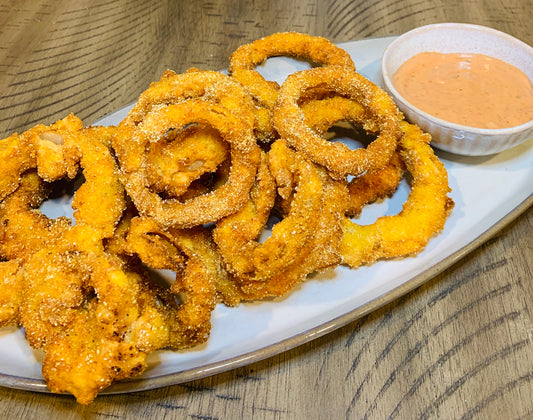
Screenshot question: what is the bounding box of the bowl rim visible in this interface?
[381,22,533,135]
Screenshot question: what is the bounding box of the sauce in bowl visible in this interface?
[392,52,533,129]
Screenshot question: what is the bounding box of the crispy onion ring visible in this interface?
[160,226,218,346]
[122,69,257,135]
[340,121,455,267]
[111,210,243,307]
[214,140,346,301]
[213,145,323,282]
[113,69,260,167]
[300,94,377,134]
[272,66,403,178]
[229,31,355,72]
[144,124,229,199]
[116,216,219,345]
[113,99,260,229]
[300,95,406,216]
[228,31,355,108]
[18,241,174,404]
[228,32,356,142]
[0,114,83,201]
[242,164,346,300]
[0,126,124,261]
[211,152,277,280]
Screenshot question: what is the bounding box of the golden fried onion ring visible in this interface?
[117,216,219,345]
[0,114,83,201]
[19,242,172,404]
[122,69,257,134]
[229,31,356,109]
[340,121,454,267]
[228,32,356,142]
[144,124,229,199]
[213,147,325,282]
[212,152,276,279]
[214,140,346,301]
[272,66,403,178]
[113,99,260,229]
[0,126,125,262]
[299,95,406,217]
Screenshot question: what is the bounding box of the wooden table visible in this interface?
[0,1,531,418]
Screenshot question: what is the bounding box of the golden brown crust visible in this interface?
[300,94,406,216]
[272,66,403,178]
[214,140,347,302]
[228,32,356,142]
[113,99,260,229]
[340,122,454,267]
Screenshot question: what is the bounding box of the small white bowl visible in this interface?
[381,23,533,156]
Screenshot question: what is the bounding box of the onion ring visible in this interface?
[228,31,355,108]
[0,126,125,262]
[113,99,260,229]
[228,32,356,142]
[340,121,455,267]
[213,144,322,282]
[118,216,220,345]
[144,124,229,199]
[121,69,257,135]
[299,95,406,216]
[112,70,260,211]
[240,167,346,300]
[1,125,123,258]
[0,114,83,201]
[212,152,278,280]
[233,140,346,300]
[272,66,403,178]
[214,140,346,301]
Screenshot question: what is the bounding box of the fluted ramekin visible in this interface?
[381,23,533,156]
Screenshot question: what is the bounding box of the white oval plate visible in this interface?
[1,36,532,395]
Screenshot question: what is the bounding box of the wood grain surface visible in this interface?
[0,0,532,419]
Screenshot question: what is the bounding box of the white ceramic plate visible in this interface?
[1,36,532,395]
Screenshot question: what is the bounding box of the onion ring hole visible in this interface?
[39,171,86,223]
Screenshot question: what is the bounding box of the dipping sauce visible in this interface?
[392,52,533,129]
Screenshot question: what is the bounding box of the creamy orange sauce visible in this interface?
[392,52,533,129]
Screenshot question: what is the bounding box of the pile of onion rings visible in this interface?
[0,31,454,403]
